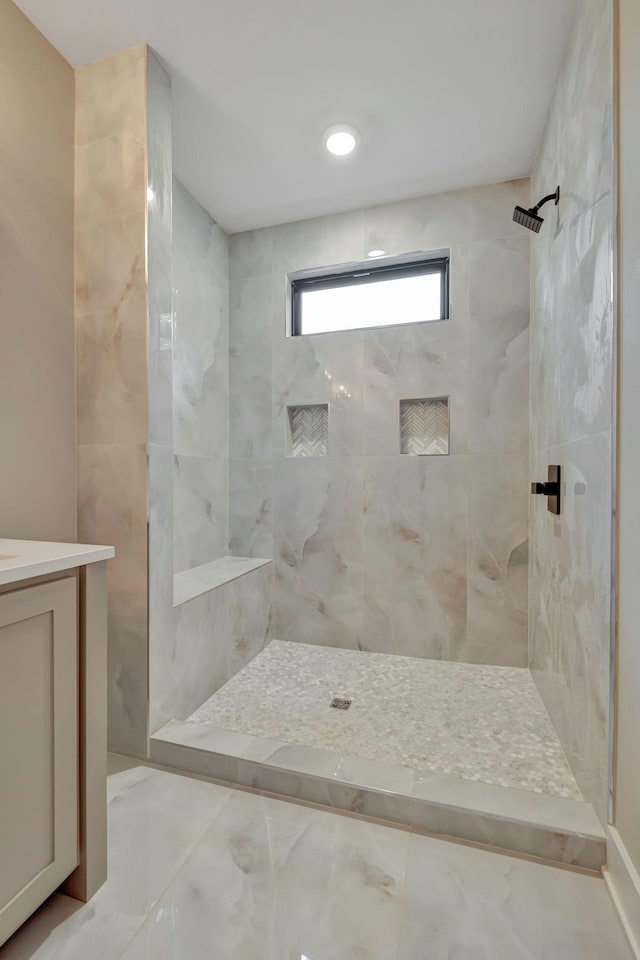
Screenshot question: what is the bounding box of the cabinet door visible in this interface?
[0,577,78,947]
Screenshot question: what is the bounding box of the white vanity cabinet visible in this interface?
[0,578,78,945]
[0,541,114,948]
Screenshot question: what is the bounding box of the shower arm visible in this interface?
[531,187,561,215]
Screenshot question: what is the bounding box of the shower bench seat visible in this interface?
[173,556,271,606]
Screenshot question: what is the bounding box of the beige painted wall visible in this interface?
[615,0,640,877]
[0,0,76,542]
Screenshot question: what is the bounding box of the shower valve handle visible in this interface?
[531,481,557,496]
[530,466,561,516]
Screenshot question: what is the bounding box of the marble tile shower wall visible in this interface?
[75,46,150,756]
[229,180,531,666]
[529,0,615,824]
[74,44,272,745]
[149,170,270,736]
[172,177,230,573]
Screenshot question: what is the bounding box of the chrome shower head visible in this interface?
[513,186,560,234]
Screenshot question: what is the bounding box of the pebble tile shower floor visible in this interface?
[189,639,582,799]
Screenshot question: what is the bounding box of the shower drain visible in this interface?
[330,697,352,710]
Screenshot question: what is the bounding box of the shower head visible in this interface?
[513,206,544,233]
[513,186,560,234]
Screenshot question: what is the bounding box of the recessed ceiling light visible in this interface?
[323,124,360,157]
[367,249,386,258]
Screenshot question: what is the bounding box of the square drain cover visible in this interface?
[331,697,352,710]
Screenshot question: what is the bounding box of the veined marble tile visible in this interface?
[229,274,273,458]
[412,769,603,837]
[272,208,364,275]
[173,175,226,255]
[254,741,415,796]
[76,211,146,318]
[529,205,614,453]
[529,0,614,824]
[229,226,273,280]
[361,454,467,590]
[269,211,365,411]
[467,235,530,455]
[229,458,273,558]
[76,295,148,446]
[272,458,364,649]
[271,324,364,459]
[154,719,415,797]
[363,188,470,254]
[227,183,530,665]
[173,556,270,603]
[120,788,408,960]
[0,763,233,960]
[530,432,613,823]
[157,715,408,796]
[466,453,529,666]
[117,770,624,960]
[77,442,148,756]
[75,45,146,148]
[146,47,172,141]
[172,177,229,461]
[361,260,469,457]
[466,177,532,241]
[173,454,228,573]
[150,731,605,869]
[76,135,146,224]
[154,719,269,759]
[99,762,233,912]
[5,762,625,960]
[145,52,175,742]
[362,456,467,660]
[152,560,273,731]
[398,830,628,959]
[530,0,614,450]
[148,442,179,736]
[74,46,162,759]
[0,893,142,960]
[147,65,173,451]
[227,562,272,672]
[553,0,614,228]
[171,586,232,721]
[156,715,601,840]
[172,290,229,456]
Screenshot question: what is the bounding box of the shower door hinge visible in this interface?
[531,465,561,515]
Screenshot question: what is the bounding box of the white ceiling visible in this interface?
[16,0,578,233]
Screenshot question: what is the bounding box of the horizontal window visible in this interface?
[289,253,450,336]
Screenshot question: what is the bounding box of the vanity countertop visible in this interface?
[0,539,115,586]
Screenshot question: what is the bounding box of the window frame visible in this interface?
[288,250,451,337]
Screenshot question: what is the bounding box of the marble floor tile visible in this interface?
[2,760,629,960]
[0,757,233,960]
[0,893,141,960]
[188,640,581,799]
[120,789,409,960]
[397,830,630,959]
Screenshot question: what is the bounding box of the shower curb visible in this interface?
[150,721,606,871]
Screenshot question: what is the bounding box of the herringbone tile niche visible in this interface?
[287,404,329,457]
[400,398,449,455]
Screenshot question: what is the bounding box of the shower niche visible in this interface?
[287,403,329,457]
[400,397,449,455]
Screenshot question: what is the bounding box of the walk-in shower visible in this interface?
[141,0,616,876]
[146,163,614,873]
